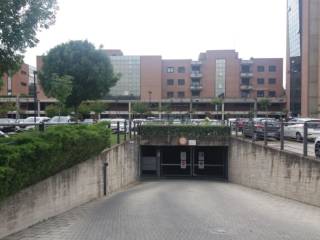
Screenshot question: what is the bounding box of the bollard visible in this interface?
[129,121,132,139]
[117,121,120,144]
[264,121,268,146]
[133,122,136,137]
[303,122,308,156]
[103,162,108,196]
[280,120,284,150]
[251,121,255,142]
[124,121,127,141]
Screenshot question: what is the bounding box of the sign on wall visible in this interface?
[180,152,187,169]
[198,152,205,169]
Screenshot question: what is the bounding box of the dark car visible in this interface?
[242,118,280,140]
[0,118,18,133]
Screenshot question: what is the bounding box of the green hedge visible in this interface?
[0,123,111,200]
[140,125,230,138]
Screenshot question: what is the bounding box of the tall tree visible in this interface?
[46,74,73,116]
[0,0,58,75]
[39,40,118,112]
[132,102,149,118]
[258,98,271,117]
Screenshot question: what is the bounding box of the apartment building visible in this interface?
[287,0,320,117]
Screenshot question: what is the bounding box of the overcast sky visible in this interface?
[24,0,287,67]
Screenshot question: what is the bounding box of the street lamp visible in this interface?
[33,71,38,123]
[148,91,152,117]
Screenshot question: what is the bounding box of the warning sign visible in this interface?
[180,152,187,169]
[198,152,205,169]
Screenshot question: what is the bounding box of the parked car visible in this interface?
[0,130,9,138]
[20,117,50,130]
[242,118,280,140]
[235,118,247,131]
[47,116,72,124]
[82,119,95,124]
[0,118,19,133]
[284,118,320,141]
[315,137,320,157]
[110,118,128,133]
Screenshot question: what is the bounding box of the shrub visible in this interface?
[0,123,111,200]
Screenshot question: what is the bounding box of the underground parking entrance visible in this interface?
[140,145,228,179]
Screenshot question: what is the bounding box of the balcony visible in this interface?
[190,71,203,78]
[241,60,253,65]
[190,84,203,91]
[240,72,253,78]
[240,84,253,90]
[191,61,202,66]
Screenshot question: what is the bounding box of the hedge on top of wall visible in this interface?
[139,125,230,138]
[0,123,111,200]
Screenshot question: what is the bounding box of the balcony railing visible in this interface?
[240,72,253,78]
[240,84,253,90]
[191,61,202,66]
[190,84,203,91]
[190,71,203,78]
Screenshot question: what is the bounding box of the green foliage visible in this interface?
[132,102,149,117]
[0,102,16,117]
[0,123,111,200]
[212,97,223,106]
[140,125,230,138]
[0,0,58,75]
[39,40,118,109]
[47,74,73,105]
[45,104,70,118]
[0,77,3,91]
[258,98,271,111]
[78,101,107,120]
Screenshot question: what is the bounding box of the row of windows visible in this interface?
[167,91,185,98]
[257,65,277,72]
[167,79,185,86]
[241,78,277,85]
[241,91,277,98]
[167,66,186,73]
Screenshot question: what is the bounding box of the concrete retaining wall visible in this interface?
[229,137,320,207]
[0,140,139,239]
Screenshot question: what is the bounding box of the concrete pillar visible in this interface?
[128,101,132,120]
[222,102,225,120]
[37,100,41,117]
[254,100,258,118]
[159,101,162,119]
[15,96,20,119]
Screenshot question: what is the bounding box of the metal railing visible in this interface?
[231,121,318,158]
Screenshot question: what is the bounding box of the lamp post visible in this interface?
[33,71,38,123]
[148,91,152,117]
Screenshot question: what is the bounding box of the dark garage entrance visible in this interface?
[141,146,228,179]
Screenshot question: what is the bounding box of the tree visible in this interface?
[132,102,149,118]
[258,98,271,117]
[0,0,58,76]
[0,102,16,117]
[212,97,223,119]
[78,101,107,120]
[46,74,73,116]
[45,104,70,118]
[39,40,118,112]
[0,77,3,92]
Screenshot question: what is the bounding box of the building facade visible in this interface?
[287,0,320,117]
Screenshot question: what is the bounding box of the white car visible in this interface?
[284,118,320,141]
[47,116,72,124]
[110,118,128,133]
[21,117,50,130]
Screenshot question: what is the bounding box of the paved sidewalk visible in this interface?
[3,180,320,240]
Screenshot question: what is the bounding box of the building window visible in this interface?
[241,90,250,98]
[167,79,174,85]
[178,79,185,85]
[178,91,185,98]
[241,78,250,85]
[167,67,174,73]
[268,78,276,84]
[20,70,27,75]
[268,91,276,97]
[268,65,276,72]
[257,78,264,84]
[178,67,185,73]
[192,91,200,97]
[241,65,250,73]
[167,92,174,98]
[257,66,265,72]
[257,90,265,97]
[20,82,27,87]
